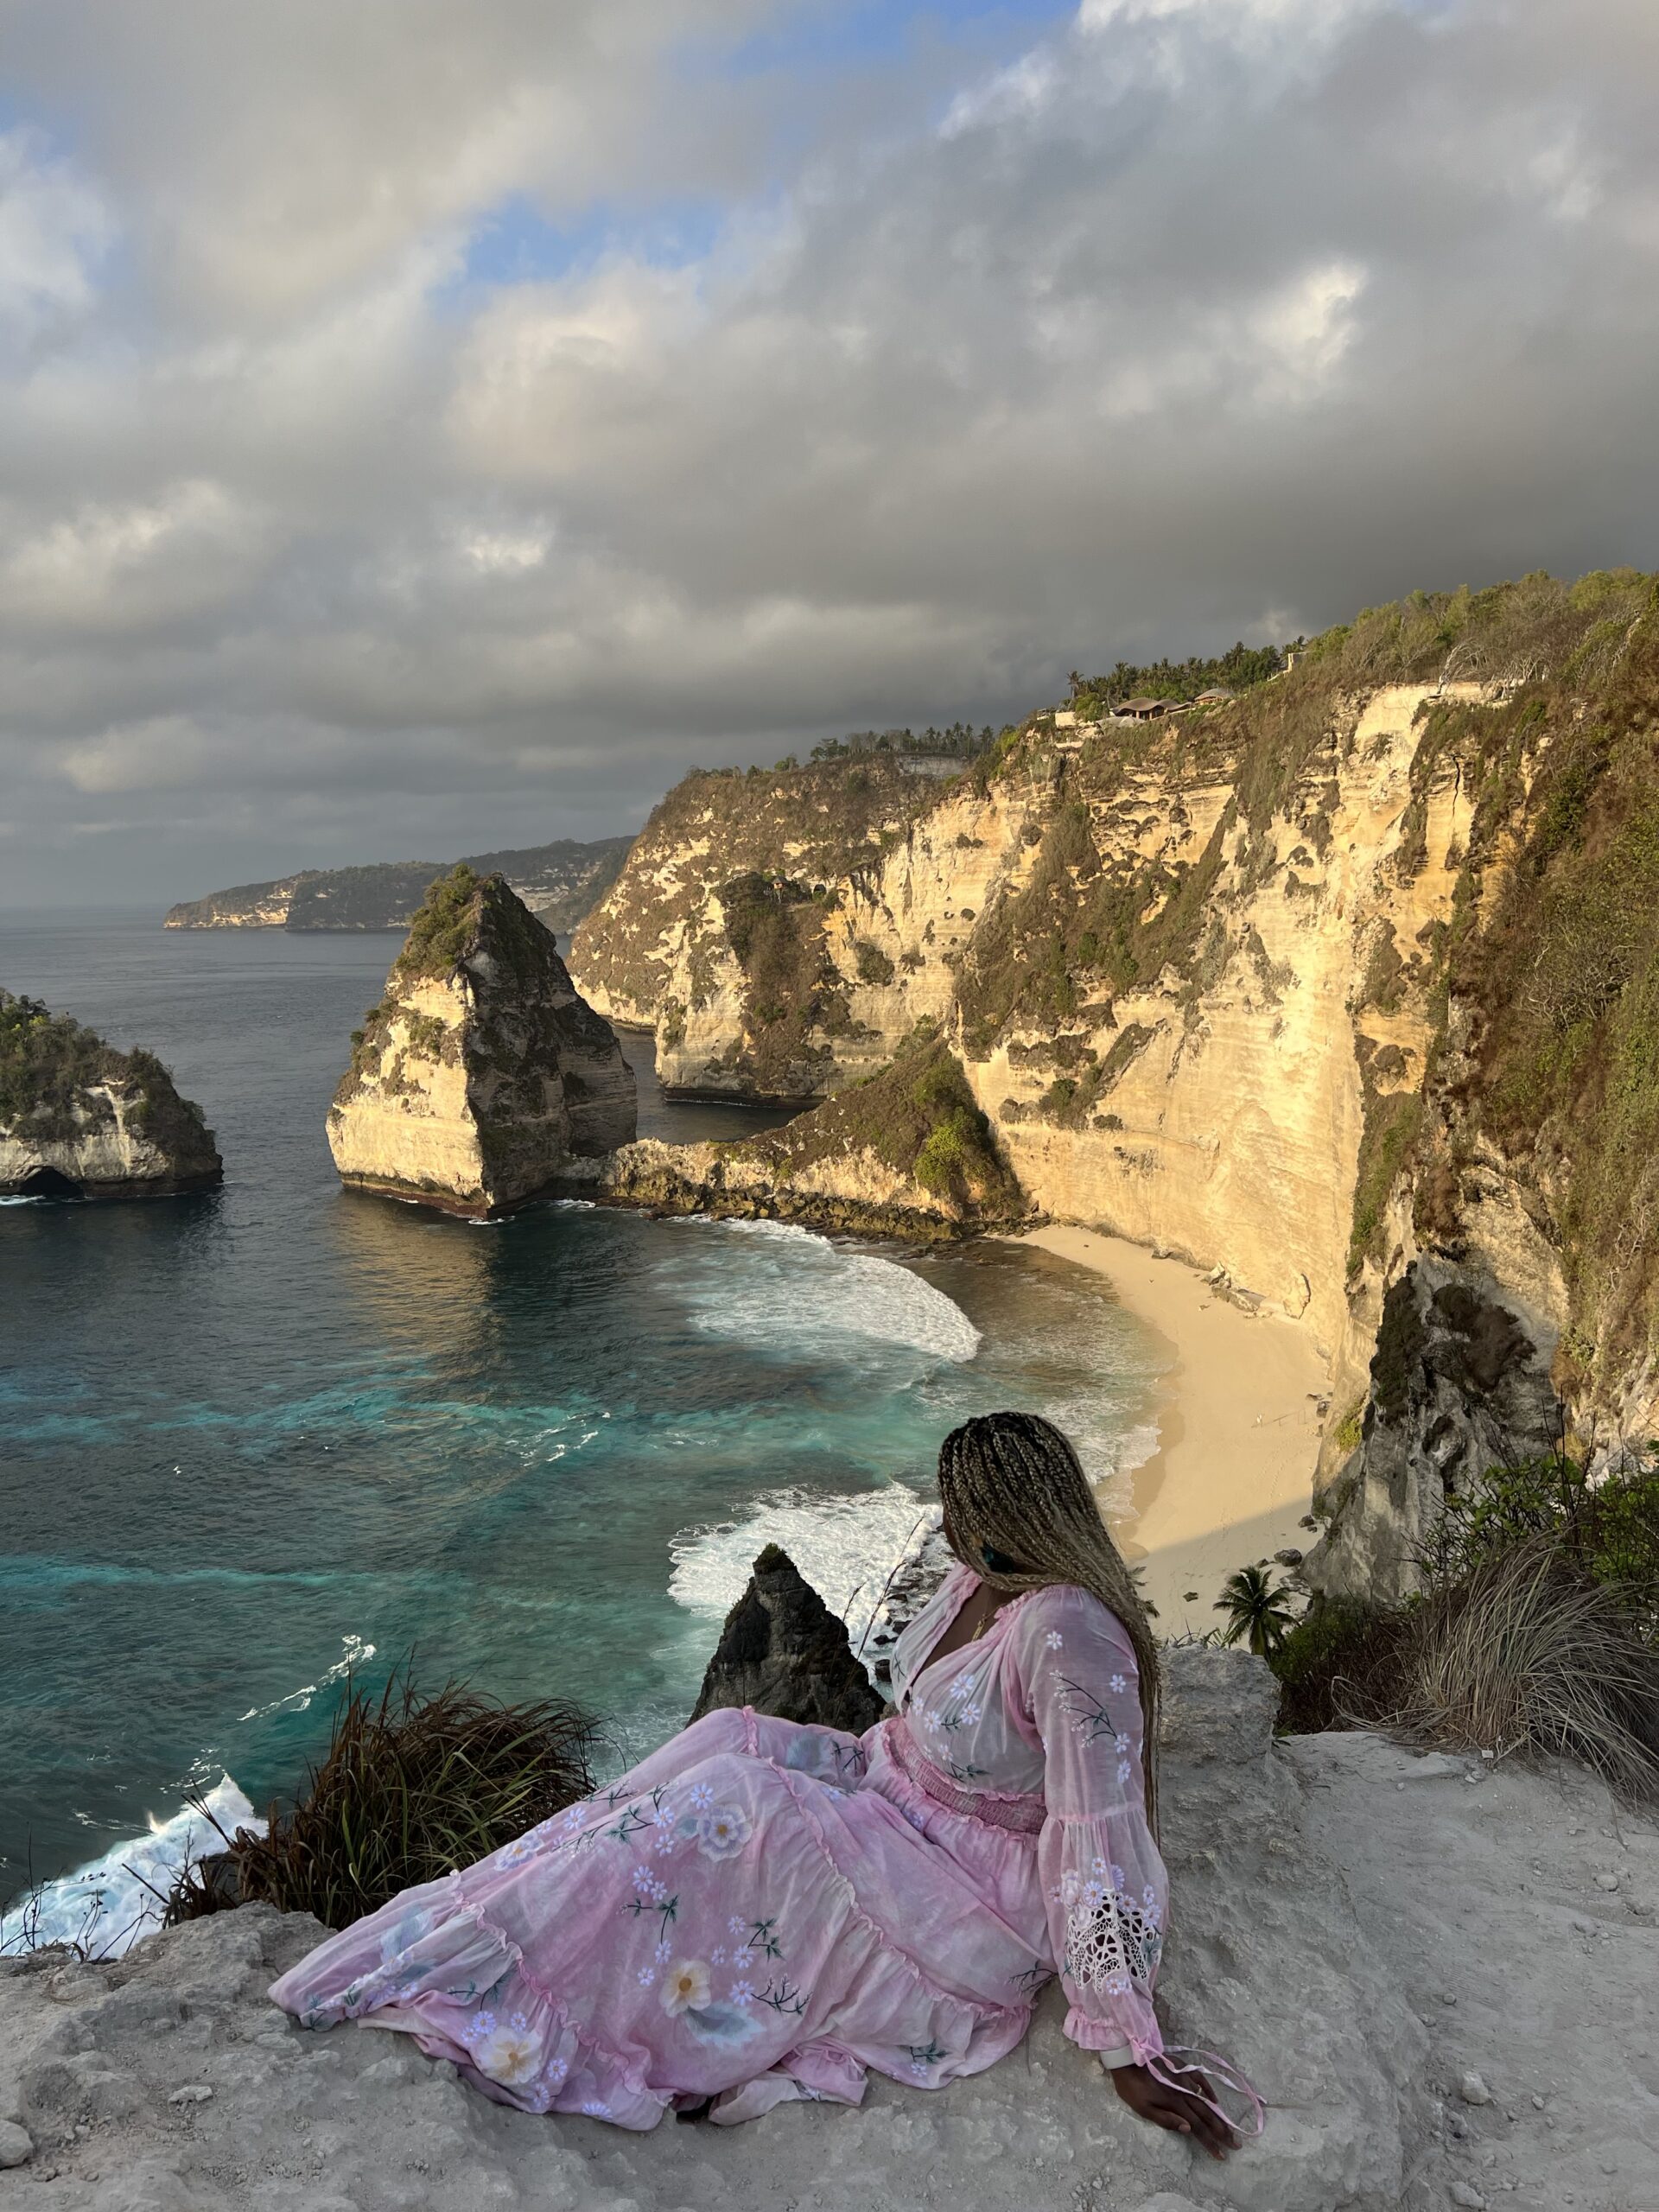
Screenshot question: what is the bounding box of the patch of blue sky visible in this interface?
[709,0,1077,78]
[438,192,725,306]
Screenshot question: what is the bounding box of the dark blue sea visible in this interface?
[0,908,1161,1938]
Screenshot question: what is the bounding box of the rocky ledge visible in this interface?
[0,991,221,1200]
[571,1036,1027,1242]
[4,1641,1653,2209]
[327,866,636,1217]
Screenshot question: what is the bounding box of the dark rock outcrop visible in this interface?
[689,1544,887,1733]
[1313,1257,1564,1603]
[0,990,222,1199]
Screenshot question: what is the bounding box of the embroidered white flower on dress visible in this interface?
[654,1939,672,1963]
[696,1804,752,1859]
[1109,1673,1127,1694]
[474,2020,541,2086]
[960,1702,982,1726]
[1045,1630,1064,1650]
[497,1832,541,1869]
[710,1946,728,1967]
[545,2055,569,2088]
[686,1781,715,1811]
[1114,1732,1132,1757]
[661,1959,713,2017]
[637,1966,656,1987]
[581,2100,611,2118]
[1080,1878,1107,1910]
[1111,1863,1126,1888]
[1117,1759,1132,1783]
[631,1866,656,1896]
[728,1979,756,2008]
[728,1915,747,1936]
[464,2009,497,2044]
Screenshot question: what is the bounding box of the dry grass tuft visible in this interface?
[169,1673,596,1931]
[1383,1541,1659,1802]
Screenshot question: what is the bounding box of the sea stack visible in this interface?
[327,864,637,1217]
[0,990,222,1199]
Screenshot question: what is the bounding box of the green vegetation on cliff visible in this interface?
[734,1036,1024,1224]
[0,989,214,1157]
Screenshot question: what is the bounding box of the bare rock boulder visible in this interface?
[690,1543,887,1733]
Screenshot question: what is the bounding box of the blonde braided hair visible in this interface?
[937,1409,1161,1834]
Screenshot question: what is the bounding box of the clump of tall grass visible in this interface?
[1384,1539,1659,1801]
[170,1672,596,1931]
[1275,1449,1659,1800]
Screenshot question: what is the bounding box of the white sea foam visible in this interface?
[235,1632,377,1722]
[0,1775,265,1961]
[669,1481,938,1652]
[675,1218,982,1365]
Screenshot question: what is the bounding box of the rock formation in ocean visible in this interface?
[688,1544,887,1734]
[165,835,633,937]
[0,991,222,1200]
[567,571,1659,1594]
[327,864,636,1217]
[7,1638,1652,2207]
[584,1035,1026,1241]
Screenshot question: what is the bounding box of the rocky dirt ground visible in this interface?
[2,1654,1654,2212]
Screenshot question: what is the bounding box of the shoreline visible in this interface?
[1013,1225,1328,1637]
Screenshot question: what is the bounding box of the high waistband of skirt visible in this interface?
[883,1717,1046,1835]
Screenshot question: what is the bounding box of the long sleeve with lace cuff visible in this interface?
[1019,1588,1166,2064]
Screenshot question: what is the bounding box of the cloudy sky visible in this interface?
[2,0,1655,906]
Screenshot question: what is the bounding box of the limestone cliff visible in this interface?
[327,865,636,1217]
[569,758,956,1098]
[0,991,222,1199]
[570,570,1659,1592]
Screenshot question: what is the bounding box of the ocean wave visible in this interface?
[0,1775,264,1961]
[668,1480,938,1651]
[671,1219,982,1365]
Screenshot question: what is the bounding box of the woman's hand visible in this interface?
[1109,2061,1241,2159]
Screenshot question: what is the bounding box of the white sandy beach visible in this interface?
[1015,1225,1329,1638]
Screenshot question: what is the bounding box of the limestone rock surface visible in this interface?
[327,866,635,1217]
[8,1649,1655,2209]
[688,1544,887,1734]
[0,991,222,1200]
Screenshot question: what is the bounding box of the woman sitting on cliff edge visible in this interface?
[271,1410,1257,2153]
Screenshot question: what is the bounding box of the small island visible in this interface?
[327,864,638,1217]
[0,991,223,1200]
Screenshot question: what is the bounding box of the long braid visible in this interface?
[938,1409,1161,1835]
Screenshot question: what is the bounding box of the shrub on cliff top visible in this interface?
[393,862,482,982]
[170,1671,597,1930]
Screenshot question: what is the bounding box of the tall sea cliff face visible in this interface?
[569,571,1659,1591]
[328,866,636,1217]
[0,990,222,1198]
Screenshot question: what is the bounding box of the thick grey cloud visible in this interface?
[1,0,1656,905]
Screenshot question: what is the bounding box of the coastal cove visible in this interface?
[1,910,1171,1922]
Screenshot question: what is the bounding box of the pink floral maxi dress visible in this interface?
[269,1566,1170,2127]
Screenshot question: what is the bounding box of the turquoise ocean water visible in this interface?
[0,909,1163,1931]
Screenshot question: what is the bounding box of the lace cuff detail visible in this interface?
[1058,1873,1163,1998]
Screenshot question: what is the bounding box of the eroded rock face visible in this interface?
[689,1544,887,1734]
[0,991,222,1200]
[327,866,635,1217]
[1313,1259,1564,1603]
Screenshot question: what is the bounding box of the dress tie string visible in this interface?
[1143,2045,1266,2139]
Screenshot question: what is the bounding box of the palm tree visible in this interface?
[1214,1564,1297,1658]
